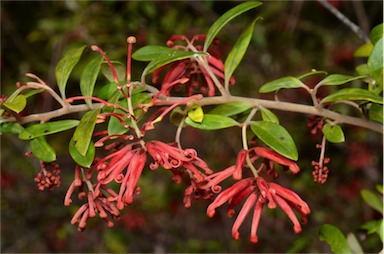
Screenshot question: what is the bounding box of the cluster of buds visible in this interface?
[152,34,235,97]
[34,162,61,191]
[312,157,330,184]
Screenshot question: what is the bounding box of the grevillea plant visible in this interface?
[0,1,382,248]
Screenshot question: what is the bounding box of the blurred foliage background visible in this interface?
[1,1,383,253]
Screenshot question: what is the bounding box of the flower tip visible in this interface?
[232,231,240,240]
[250,235,258,244]
[289,163,300,174]
[127,36,136,44]
[207,209,216,218]
[91,45,99,51]
[293,225,302,234]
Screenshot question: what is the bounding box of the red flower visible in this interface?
[152,34,235,97]
[206,177,310,243]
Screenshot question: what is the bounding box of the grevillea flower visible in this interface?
[206,177,310,243]
[152,34,235,97]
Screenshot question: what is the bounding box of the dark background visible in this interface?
[1,1,383,253]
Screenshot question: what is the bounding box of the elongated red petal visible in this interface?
[254,147,300,174]
[250,195,265,243]
[232,193,257,240]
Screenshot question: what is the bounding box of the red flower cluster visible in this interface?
[196,146,310,243]
[152,34,235,97]
[206,177,310,243]
[64,138,213,231]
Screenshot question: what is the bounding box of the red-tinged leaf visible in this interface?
[56,45,86,99]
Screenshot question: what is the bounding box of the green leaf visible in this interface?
[250,121,298,160]
[368,37,383,87]
[188,106,204,123]
[259,77,305,93]
[296,70,327,80]
[142,51,208,80]
[319,224,352,254]
[259,107,279,124]
[69,137,95,167]
[30,136,56,162]
[320,88,383,104]
[24,88,46,99]
[170,106,186,126]
[55,45,86,99]
[322,123,345,143]
[0,122,24,134]
[369,103,383,123]
[376,184,383,194]
[203,1,262,51]
[3,95,27,113]
[361,189,383,214]
[319,74,366,86]
[370,23,383,45]
[132,45,179,61]
[18,120,80,140]
[185,114,238,130]
[101,61,126,83]
[80,54,104,107]
[224,17,261,87]
[354,43,373,58]
[209,101,252,116]
[73,109,100,156]
[361,219,383,235]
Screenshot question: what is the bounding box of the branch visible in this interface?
[3,94,382,133]
[317,0,370,43]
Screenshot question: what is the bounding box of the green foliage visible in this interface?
[209,101,252,116]
[72,109,100,156]
[259,107,279,124]
[187,106,204,123]
[319,224,352,254]
[18,120,80,140]
[55,45,86,99]
[185,114,238,130]
[224,17,262,88]
[259,76,305,93]
[69,137,95,168]
[320,88,383,104]
[250,121,298,160]
[80,54,104,107]
[322,123,345,143]
[30,136,56,162]
[203,1,262,51]
[3,94,27,113]
[318,74,366,86]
